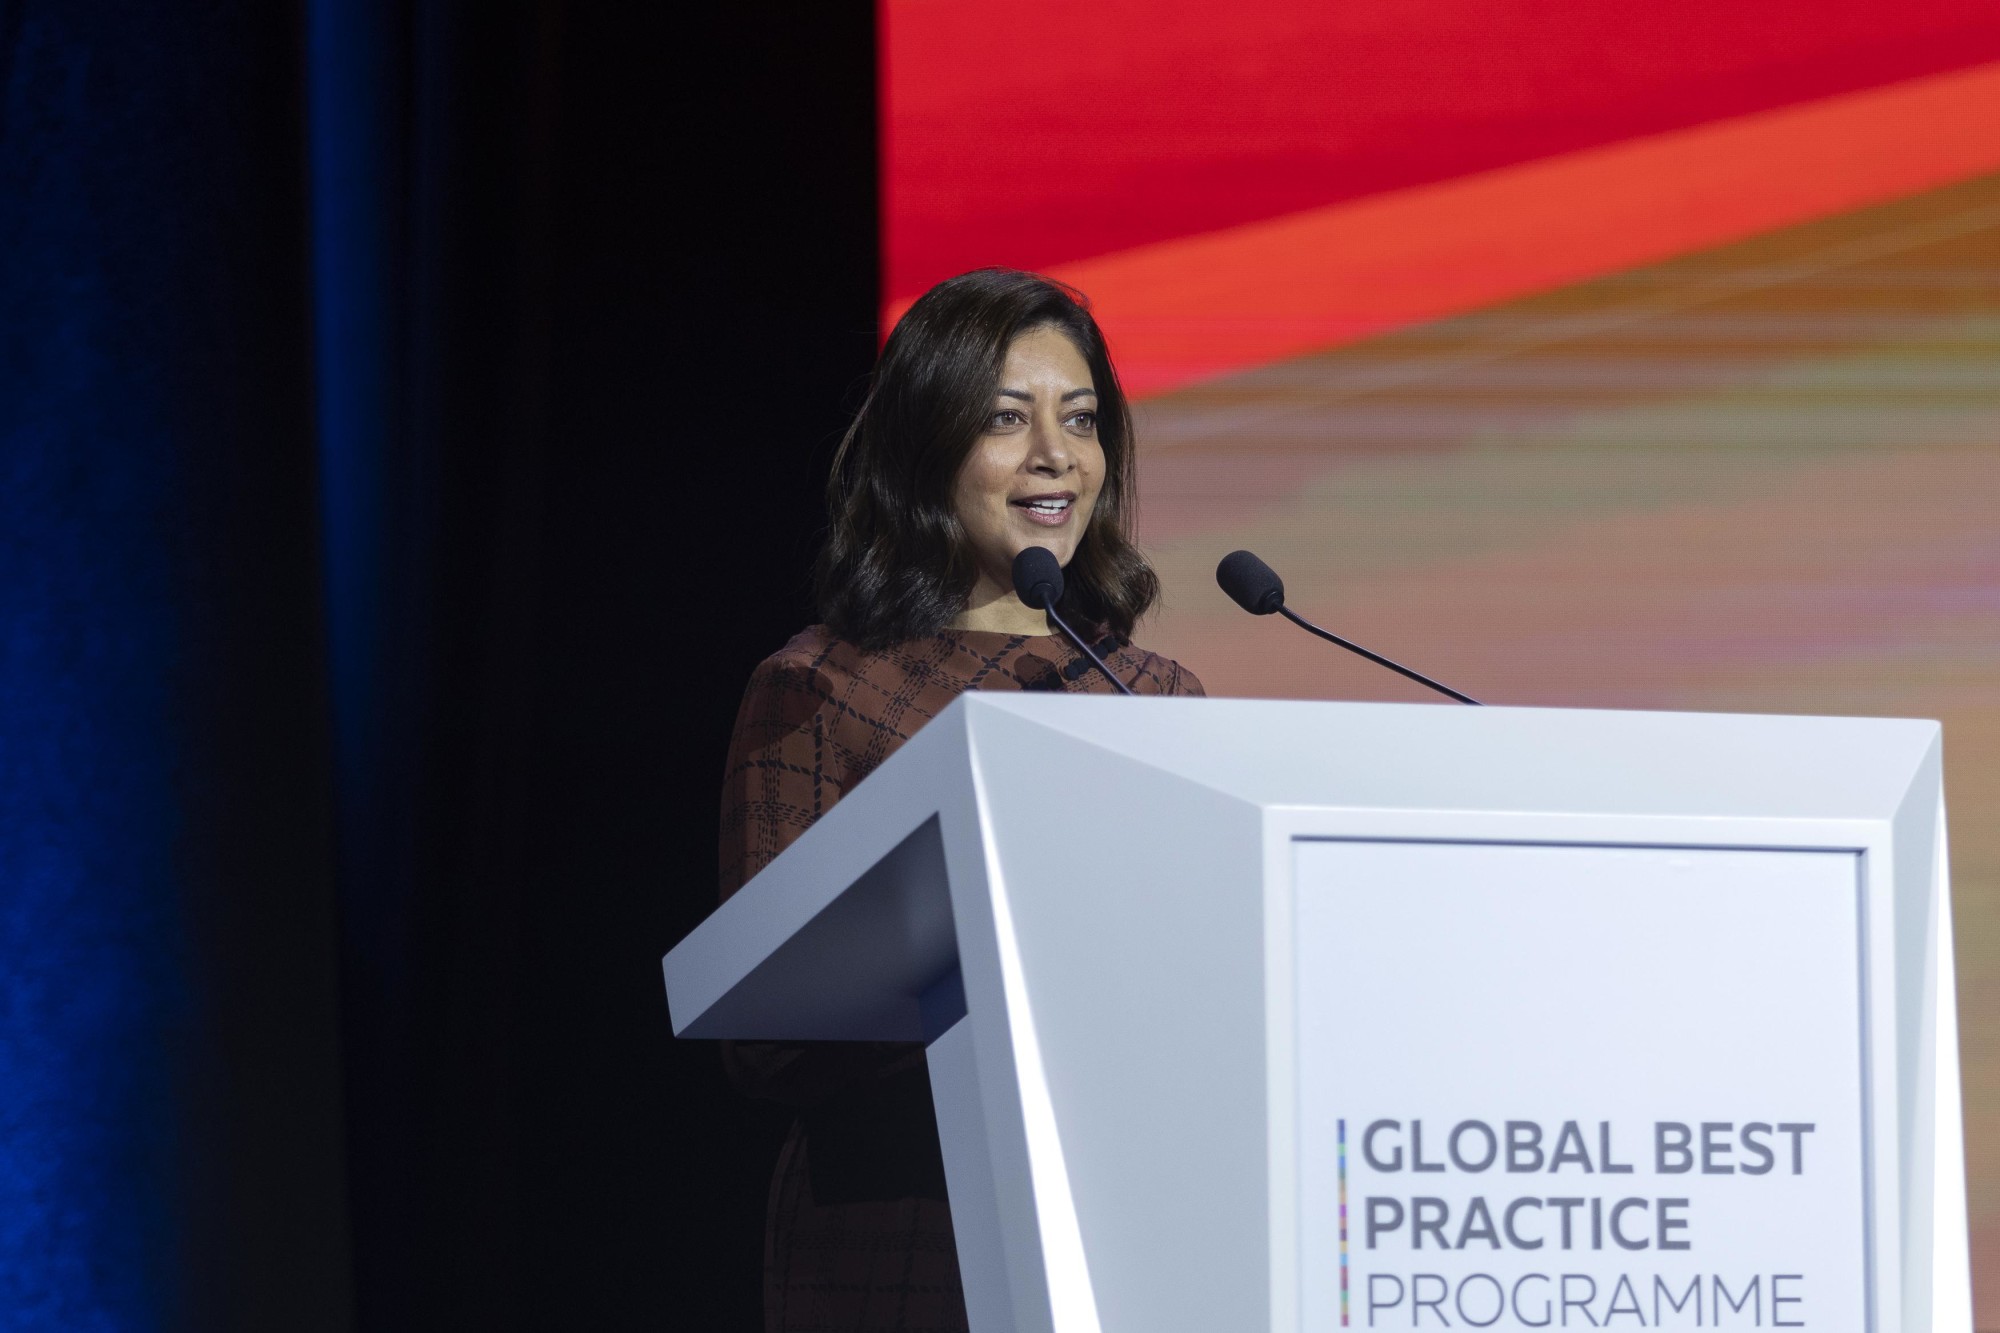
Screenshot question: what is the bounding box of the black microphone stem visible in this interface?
[1277,606,1481,705]
[1044,605,1135,697]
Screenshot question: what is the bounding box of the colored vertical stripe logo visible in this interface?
[1338,1117,1350,1327]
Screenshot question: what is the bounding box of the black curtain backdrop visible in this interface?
[1,2,877,1328]
[1,4,351,1328]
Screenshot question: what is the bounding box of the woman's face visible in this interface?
[951,325,1106,613]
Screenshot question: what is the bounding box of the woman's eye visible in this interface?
[991,409,1025,428]
[1069,411,1097,432]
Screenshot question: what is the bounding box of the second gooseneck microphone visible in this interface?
[1215,549,1481,705]
[1012,547,1136,696]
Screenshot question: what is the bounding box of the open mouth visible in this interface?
[1012,493,1076,526]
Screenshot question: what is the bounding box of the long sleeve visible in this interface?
[717,651,923,1107]
[719,655,842,901]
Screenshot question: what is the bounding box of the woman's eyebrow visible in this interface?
[994,386,1098,401]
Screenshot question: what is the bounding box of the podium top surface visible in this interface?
[665,696,1940,1043]
[951,694,1938,823]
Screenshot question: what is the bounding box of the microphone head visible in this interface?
[1011,546,1065,610]
[1216,549,1285,615]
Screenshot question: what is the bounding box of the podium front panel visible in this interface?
[1293,839,1868,1330]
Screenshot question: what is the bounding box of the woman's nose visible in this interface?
[1026,415,1075,474]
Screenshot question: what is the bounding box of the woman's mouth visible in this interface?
[1012,493,1076,527]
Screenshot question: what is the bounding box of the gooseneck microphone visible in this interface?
[1011,547,1136,696]
[1215,549,1481,705]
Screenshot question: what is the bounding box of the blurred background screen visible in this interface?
[888,0,2000,1315]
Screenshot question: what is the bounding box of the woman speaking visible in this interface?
[718,269,1204,1332]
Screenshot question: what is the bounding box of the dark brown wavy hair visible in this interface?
[815,269,1159,649]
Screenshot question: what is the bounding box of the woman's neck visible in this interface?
[950,576,1056,635]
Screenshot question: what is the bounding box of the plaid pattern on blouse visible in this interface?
[719,624,1204,1333]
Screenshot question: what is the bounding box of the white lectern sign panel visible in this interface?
[1295,841,1868,1330]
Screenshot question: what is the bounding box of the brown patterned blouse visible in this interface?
[719,624,1204,1333]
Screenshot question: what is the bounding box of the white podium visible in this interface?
[663,697,1967,1333]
